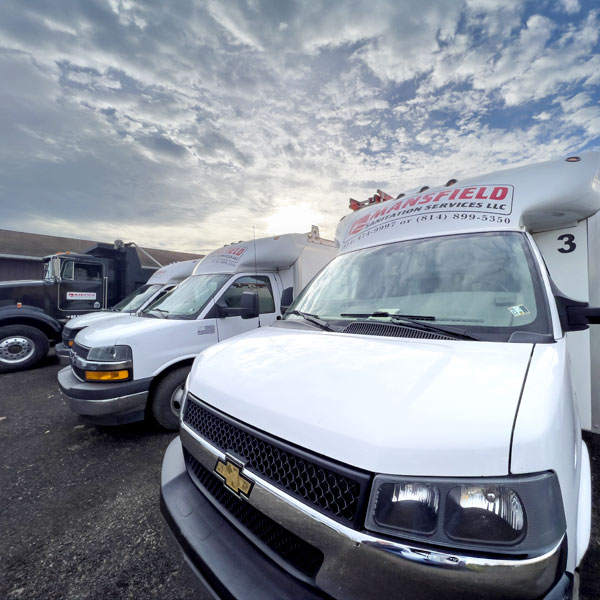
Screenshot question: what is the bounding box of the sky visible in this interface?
[0,0,599,253]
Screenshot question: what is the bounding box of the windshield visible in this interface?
[112,284,163,312]
[142,274,229,319]
[287,232,551,341]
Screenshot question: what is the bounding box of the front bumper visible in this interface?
[57,367,151,425]
[161,433,572,600]
[55,342,71,364]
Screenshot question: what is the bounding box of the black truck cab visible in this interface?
[0,242,154,373]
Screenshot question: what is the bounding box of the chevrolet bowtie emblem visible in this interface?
[214,455,253,498]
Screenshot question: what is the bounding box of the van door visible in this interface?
[534,221,591,429]
[58,259,106,313]
[213,274,277,342]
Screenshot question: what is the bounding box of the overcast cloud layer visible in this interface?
[1,0,599,252]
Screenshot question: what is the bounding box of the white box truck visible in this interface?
[55,258,202,363]
[57,229,336,430]
[160,153,600,599]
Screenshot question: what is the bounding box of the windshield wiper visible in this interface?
[340,312,478,341]
[288,310,334,332]
[149,308,170,319]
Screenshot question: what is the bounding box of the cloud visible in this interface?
[0,0,599,254]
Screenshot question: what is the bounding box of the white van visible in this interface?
[57,229,336,430]
[160,153,600,599]
[55,259,201,363]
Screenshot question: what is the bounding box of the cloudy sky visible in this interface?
[1,0,599,253]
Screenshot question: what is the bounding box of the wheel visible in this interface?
[0,325,49,373]
[150,366,190,430]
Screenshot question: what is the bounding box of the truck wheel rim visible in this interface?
[0,336,35,364]
[170,385,185,418]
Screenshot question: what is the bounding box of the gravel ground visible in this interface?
[0,352,599,599]
[0,352,208,600]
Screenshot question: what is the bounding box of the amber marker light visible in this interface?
[85,370,129,381]
[68,340,74,347]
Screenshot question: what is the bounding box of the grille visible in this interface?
[183,397,369,526]
[183,448,324,578]
[72,365,86,381]
[343,321,453,340]
[72,342,90,359]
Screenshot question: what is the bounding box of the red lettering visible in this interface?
[432,191,450,202]
[403,196,420,208]
[224,247,246,256]
[459,187,476,200]
[419,194,434,205]
[449,189,460,200]
[490,186,509,201]
[349,214,371,235]
[475,187,488,200]
[371,207,388,220]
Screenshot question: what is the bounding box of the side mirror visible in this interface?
[210,291,259,319]
[238,290,259,319]
[566,304,600,330]
[280,287,294,314]
[555,294,600,332]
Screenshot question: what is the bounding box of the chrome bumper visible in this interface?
[55,342,71,364]
[66,389,148,417]
[57,367,150,425]
[180,423,566,600]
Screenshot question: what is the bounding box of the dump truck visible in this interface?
[0,241,155,372]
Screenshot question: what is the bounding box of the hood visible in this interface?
[64,311,130,332]
[187,326,534,477]
[0,279,49,308]
[77,315,197,348]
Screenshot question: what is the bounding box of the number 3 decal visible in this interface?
[557,233,576,254]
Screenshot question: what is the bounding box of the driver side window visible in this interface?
[61,261,103,281]
[61,261,74,280]
[220,276,275,314]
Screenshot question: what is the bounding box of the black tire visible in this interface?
[150,366,190,431]
[0,325,49,373]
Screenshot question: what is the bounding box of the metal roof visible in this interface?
[0,229,204,268]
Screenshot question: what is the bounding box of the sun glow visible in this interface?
[263,205,325,236]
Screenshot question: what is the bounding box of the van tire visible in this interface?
[0,325,49,373]
[150,366,190,431]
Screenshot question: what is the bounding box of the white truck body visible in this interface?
[161,153,600,600]
[57,230,336,429]
[55,258,202,363]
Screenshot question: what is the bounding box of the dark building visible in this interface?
[0,229,204,281]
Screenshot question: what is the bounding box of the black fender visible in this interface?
[0,305,62,340]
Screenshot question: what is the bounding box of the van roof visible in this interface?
[336,152,600,254]
[147,258,202,284]
[193,231,335,275]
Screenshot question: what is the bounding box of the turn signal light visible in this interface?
[68,340,74,347]
[85,370,129,381]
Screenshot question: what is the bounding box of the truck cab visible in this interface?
[55,258,202,363]
[57,230,336,430]
[160,153,600,599]
[0,241,154,372]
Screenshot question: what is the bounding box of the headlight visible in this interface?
[445,485,525,544]
[366,472,565,554]
[373,482,439,534]
[87,345,132,362]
